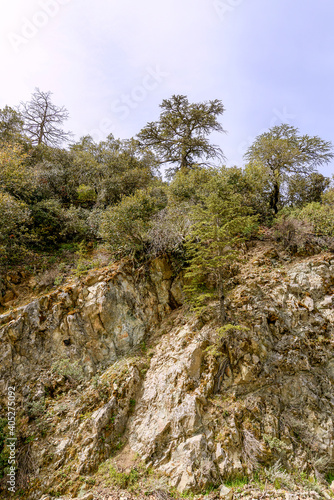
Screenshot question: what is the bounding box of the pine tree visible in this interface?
[184,170,257,323]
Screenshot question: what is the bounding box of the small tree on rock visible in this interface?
[184,168,257,323]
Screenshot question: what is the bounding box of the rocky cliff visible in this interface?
[1,245,334,500]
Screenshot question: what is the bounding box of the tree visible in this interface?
[0,106,25,145]
[184,168,257,323]
[70,135,157,206]
[137,95,225,177]
[19,88,72,147]
[0,144,35,200]
[285,172,330,207]
[244,124,334,214]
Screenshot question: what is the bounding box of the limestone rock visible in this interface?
[220,485,233,499]
[75,494,94,500]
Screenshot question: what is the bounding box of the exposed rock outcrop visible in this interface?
[0,250,334,499]
[0,258,180,388]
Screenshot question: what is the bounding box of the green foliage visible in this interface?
[0,191,31,266]
[30,199,94,248]
[326,472,334,484]
[184,168,257,318]
[27,399,46,418]
[99,187,167,257]
[74,241,95,276]
[54,275,64,286]
[52,359,84,382]
[289,202,334,236]
[263,434,290,453]
[0,93,333,282]
[285,172,330,207]
[322,186,334,206]
[169,166,217,202]
[245,124,334,214]
[108,466,140,489]
[0,106,26,145]
[138,95,225,177]
[224,476,249,489]
[76,184,97,205]
[0,143,35,200]
[70,135,156,206]
[243,162,274,220]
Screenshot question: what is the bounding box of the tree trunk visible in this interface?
[270,181,280,214]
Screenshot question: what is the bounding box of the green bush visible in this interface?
[30,199,94,248]
[108,465,140,490]
[292,202,334,236]
[77,184,97,205]
[99,188,167,257]
[0,191,31,266]
[27,399,46,418]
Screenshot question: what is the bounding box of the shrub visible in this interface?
[108,465,141,490]
[0,192,30,266]
[148,204,192,255]
[77,184,97,205]
[0,143,34,200]
[273,216,313,251]
[27,399,46,418]
[99,188,167,257]
[294,202,334,236]
[30,199,94,248]
[52,359,84,382]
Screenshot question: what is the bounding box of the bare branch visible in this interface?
[19,88,73,147]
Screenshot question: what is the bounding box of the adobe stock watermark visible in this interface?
[213,0,245,21]
[7,386,17,494]
[8,0,73,53]
[86,65,169,142]
[238,107,296,157]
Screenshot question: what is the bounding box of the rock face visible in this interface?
[129,321,217,491]
[0,250,334,499]
[0,258,179,387]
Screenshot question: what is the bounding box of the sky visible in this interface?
[1,0,334,174]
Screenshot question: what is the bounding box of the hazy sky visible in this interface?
[1,0,333,174]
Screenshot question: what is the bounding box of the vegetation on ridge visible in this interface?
[0,89,333,315]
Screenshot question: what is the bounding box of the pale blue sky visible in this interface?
[1,0,333,174]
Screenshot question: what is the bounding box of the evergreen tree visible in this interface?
[244,124,333,214]
[138,95,225,177]
[184,169,257,323]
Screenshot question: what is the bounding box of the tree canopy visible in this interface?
[137,95,225,177]
[244,124,334,214]
[0,106,25,145]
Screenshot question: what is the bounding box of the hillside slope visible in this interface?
[0,245,334,499]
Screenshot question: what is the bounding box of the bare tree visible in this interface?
[19,88,73,147]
